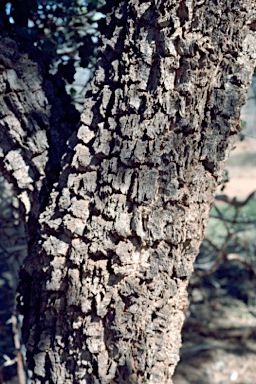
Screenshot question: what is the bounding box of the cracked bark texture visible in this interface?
[1,0,254,383]
[0,36,79,234]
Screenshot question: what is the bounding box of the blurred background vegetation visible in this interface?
[0,0,105,110]
[0,1,255,383]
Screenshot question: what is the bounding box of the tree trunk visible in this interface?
[0,36,79,234]
[0,34,79,381]
[1,1,256,383]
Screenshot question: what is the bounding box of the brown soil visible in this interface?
[219,137,256,197]
[173,266,256,384]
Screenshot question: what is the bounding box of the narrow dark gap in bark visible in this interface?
[1,1,255,383]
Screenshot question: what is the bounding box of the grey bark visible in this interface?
[0,36,79,233]
[1,1,256,383]
[0,35,78,381]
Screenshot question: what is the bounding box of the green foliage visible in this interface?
[1,0,105,86]
[195,193,256,277]
[240,119,247,131]
[207,198,256,243]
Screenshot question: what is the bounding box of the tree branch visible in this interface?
[0,36,79,236]
[16,0,256,382]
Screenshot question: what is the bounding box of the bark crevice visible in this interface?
[3,0,255,383]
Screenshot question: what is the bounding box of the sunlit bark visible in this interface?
[1,1,255,383]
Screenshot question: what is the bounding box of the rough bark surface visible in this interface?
[0,36,79,232]
[2,0,255,383]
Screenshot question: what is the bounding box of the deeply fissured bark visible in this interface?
[5,0,256,383]
[0,36,79,231]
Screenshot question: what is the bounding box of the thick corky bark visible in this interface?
[0,36,79,232]
[0,37,78,378]
[1,0,254,383]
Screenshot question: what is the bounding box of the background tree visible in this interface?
[0,1,256,383]
[1,0,104,107]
